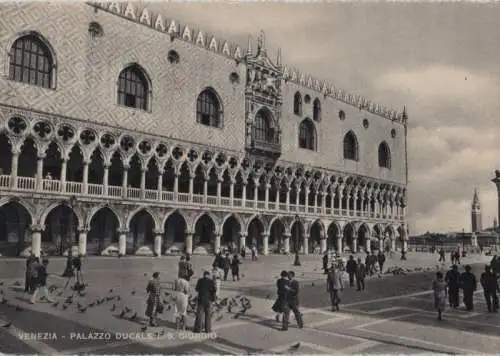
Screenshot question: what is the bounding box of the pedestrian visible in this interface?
[178,255,194,281]
[455,250,461,265]
[445,265,460,308]
[322,252,329,274]
[30,258,55,304]
[173,277,190,330]
[400,249,407,260]
[377,250,386,273]
[286,271,304,329]
[450,251,455,265]
[364,254,372,276]
[346,255,357,287]
[212,252,224,270]
[438,248,445,262]
[73,254,83,287]
[145,272,161,326]
[459,265,477,311]
[194,271,216,333]
[356,258,367,291]
[25,253,36,292]
[211,265,221,300]
[231,253,241,281]
[27,257,41,295]
[326,263,344,311]
[251,245,258,261]
[480,265,499,313]
[222,253,231,281]
[432,271,447,321]
[271,270,290,328]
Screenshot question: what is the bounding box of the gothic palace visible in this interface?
[0,2,408,257]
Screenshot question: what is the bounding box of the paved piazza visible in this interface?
[0,252,497,354]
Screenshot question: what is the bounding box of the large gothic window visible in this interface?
[298,119,316,151]
[343,131,358,161]
[313,98,321,121]
[196,88,222,128]
[117,65,149,110]
[9,34,54,88]
[254,108,274,143]
[293,92,302,116]
[378,141,391,169]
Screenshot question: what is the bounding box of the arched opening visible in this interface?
[293,92,302,116]
[221,170,231,198]
[129,210,155,254]
[290,221,304,254]
[108,151,123,187]
[0,133,12,176]
[196,88,222,128]
[88,207,119,255]
[298,119,316,151]
[43,204,79,256]
[254,108,276,143]
[327,223,339,251]
[341,187,348,210]
[221,215,241,249]
[299,181,307,206]
[279,179,288,204]
[309,220,324,253]
[0,202,32,256]
[193,164,205,196]
[385,226,395,251]
[88,148,104,185]
[163,160,175,192]
[343,131,359,161]
[164,211,187,250]
[194,213,216,246]
[145,158,159,190]
[43,142,62,180]
[289,179,298,207]
[234,171,244,200]
[206,167,217,198]
[128,153,141,188]
[246,173,257,201]
[67,145,84,182]
[117,64,149,111]
[269,218,285,253]
[178,162,190,194]
[343,224,355,253]
[313,98,321,121]
[19,138,37,179]
[358,224,369,252]
[247,217,264,250]
[257,175,266,202]
[378,141,391,169]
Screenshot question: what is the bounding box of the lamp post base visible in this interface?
[293,253,301,266]
[62,257,74,277]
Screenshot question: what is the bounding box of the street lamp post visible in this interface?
[293,215,301,266]
[62,196,77,277]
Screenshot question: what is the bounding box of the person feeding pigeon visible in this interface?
[211,265,222,299]
[30,258,55,304]
[145,272,161,326]
[173,277,190,330]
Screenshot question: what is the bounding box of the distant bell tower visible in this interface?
[471,188,482,233]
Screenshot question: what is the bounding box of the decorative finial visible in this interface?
[277,47,282,67]
[247,36,252,56]
[257,29,266,55]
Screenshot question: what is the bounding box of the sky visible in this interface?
[137,1,500,235]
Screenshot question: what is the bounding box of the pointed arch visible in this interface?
[192,211,220,235]
[161,209,188,230]
[0,198,35,225]
[378,141,391,169]
[267,215,287,235]
[245,214,266,232]
[313,98,321,121]
[343,131,359,161]
[163,209,188,245]
[117,63,151,111]
[126,207,158,231]
[298,118,316,151]
[308,218,325,236]
[196,87,223,128]
[86,204,123,230]
[254,107,276,143]
[40,202,83,229]
[7,31,57,89]
[293,92,302,116]
[221,212,244,231]
[372,224,383,240]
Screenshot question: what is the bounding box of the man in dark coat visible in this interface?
[438,248,445,262]
[231,254,241,281]
[285,271,304,329]
[346,255,357,287]
[194,271,216,333]
[25,253,36,292]
[356,258,367,291]
[322,253,329,274]
[272,270,289,328]
[480,265,499,313]
[445,265,460,308]
[222,254,231,281]
[377,250,386,273]
[460,265,477,311]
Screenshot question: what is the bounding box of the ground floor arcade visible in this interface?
[0,197,407,257]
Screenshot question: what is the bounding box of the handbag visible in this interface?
[157,303,164,314]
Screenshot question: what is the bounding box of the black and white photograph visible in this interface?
[0,0,499,354]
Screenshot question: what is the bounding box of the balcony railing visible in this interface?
[0,175,405,222]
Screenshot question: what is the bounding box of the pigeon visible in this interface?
[89,302,96,308]
[131,290,136,295]
[106,296,114,302]
[78,292,86,297]
[13,281,21,286]
[119,310,126,318]
[78,306,88,313]
[0,290,3,294]
[62,304,68,310]
[108,289,113,294]
[1,297,7,304]
[124,306,132,313]
[0,281,3,286]
[65,296,73,304]
[215,314,224,321]
[15,306,23,312]
[116,296,121,301]
[110,304,116,312]
[141,325,147,332]
[265,293,271,300]
[233,313,241,319]
[129,312,137,321]
[2,321,12,328]
[290,342,301,350]
[77,302,83,309]
[144,273,147,277]
[57,291,64,296]
[52,301,59,307]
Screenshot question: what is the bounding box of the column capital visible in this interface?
[154,229,164,235]
[283,233,291,238]
[117,228,129,235]
[265,183,271,189]
[30,224,44,233]
[37,153,46,160]
[261,233,270,238]
[239,233,247,238]
[78,227,90,234]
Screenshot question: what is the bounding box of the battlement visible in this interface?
[87,1,408,125]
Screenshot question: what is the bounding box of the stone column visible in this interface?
[59,159,67,192]
[365,237,371,253]
[173,174,179,200]
[391,237,396,252]
[103,163,109,196]
[379,238,384,251]
[78,229,88,256]
[337,235,343,255]
[275,188,280,210]
[352,236,358,253]
[36,154,44,191]
[303,236,309,255]
[140,167,146,199]
[264,183,270,209]
[283,233,291,254]
[185,232,193,255]
[229,178,235,207]
[241,181,247,207]
[262,233,269,256]
[320,238,327,253]
[154,230,163,257]
[122,165,129,198]
[305,188,310,209]
[10,149,19,189]
[214,233,221,254]
[118,230,127,256]
[82,161,89,194]
[286,187,291,211]
[492,172,500,226]
[253,184,258,208]
[216,179,222,205]
[203,179,208,204]
[157,170,163,201]
[30,225,43,257]
[239,233,247,252]
[188,174,194,202]
[402,239,408,252]
[314,193,318,212]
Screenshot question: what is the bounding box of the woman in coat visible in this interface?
[433,271,447,321]
[145,272,161,326]
[272,270,289,322]
[231,254,241,281]
[174,277,190,330]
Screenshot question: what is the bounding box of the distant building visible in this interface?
[471,188,482,233]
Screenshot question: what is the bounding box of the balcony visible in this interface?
[249,138,282,158]
[0,175,405,223]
